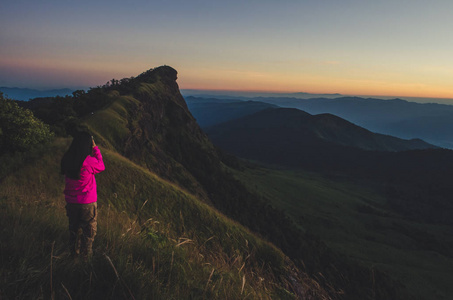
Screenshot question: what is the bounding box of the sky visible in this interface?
[1,0,453,100]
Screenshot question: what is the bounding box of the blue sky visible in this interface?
[1,0,452,99]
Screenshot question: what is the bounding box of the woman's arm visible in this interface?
[90,145,105,174]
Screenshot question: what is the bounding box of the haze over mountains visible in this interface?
[186,95,453,149]
[182,89,343,99]
[251,96,453,148]
[186,96,437,152]
[0,87,74,101]
[182,89,453,105]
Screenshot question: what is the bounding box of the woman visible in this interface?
[61,131,105,260]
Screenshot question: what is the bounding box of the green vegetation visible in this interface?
[1,138,326,299]
[232,166,453,300]
[0,92,53,154]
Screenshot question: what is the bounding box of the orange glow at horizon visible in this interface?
[2,57,452,100]
[178,68,453,100]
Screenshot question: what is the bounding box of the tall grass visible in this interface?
[0,139,329,299]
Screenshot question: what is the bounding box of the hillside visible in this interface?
[1,66,413,299]
[1,139,314,299]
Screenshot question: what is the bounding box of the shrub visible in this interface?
[0,92,53,154]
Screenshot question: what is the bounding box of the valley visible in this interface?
[231,166,453,300]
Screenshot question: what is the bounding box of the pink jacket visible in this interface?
[64,146,105,204]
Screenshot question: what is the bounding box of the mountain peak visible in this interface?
[136,65,178,83]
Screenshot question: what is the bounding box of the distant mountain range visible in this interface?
[205,107,436,162]
[187,95,453,149]
[246,96,453,149]
[0,87,74,101]
[181,89,343,99]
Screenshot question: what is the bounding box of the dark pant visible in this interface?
[65,202,97,258]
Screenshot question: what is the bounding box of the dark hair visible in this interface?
[61,132,93,179]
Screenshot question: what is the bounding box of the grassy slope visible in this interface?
[0,95,331,299]
[87,86,211,202]
[232,167,453,300]
[0,140,281,299]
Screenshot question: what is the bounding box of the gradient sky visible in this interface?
[1,0,453,99]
